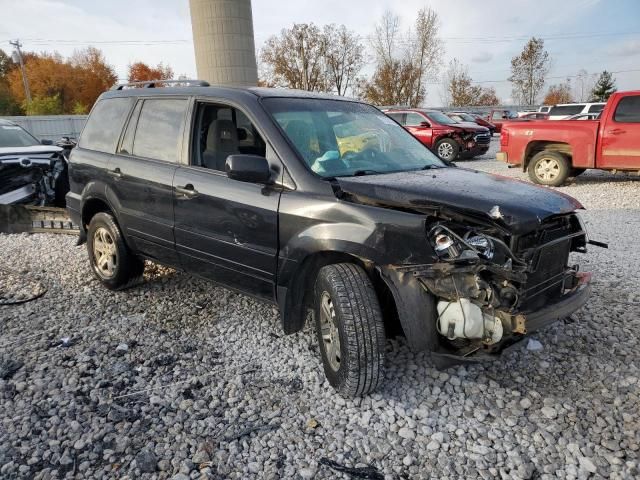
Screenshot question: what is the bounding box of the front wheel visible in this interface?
[87,212,144,290]
[527,151,570,186]
[314,263,386,397]
[434,138,460,162]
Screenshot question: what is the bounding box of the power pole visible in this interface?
[10,39,31,103]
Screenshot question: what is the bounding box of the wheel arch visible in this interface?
[523,141,573,171]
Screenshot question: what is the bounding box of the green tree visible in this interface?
[23,94,63,115]
[590,70,616,102]
[509,37,550,105]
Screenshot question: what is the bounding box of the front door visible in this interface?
[599,94,640,169]
[404,112,434,148]
[173,101,281,299]
[107,97,189,265]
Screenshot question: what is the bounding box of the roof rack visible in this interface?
[111,79,210,90]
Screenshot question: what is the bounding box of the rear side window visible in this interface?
[132,98,188,162]
[386,112,404,124]
[79,98,133,153]
[405,113,426,126]
[587,104,605,113]
[549,105,584,116]
[613,95,640,123]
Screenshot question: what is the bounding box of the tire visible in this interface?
[571,168,586,177]
[527,151,571,186]
[314,263,386,397]
[434,138,460,162]
[86,212,144,290]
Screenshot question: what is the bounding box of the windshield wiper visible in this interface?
[419,164,445,170]
[353,169,383,176]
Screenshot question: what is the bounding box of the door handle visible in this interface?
[607,128,625,135]
[108,168,123,178]
[175,184,198,198]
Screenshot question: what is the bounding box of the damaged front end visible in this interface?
[0,150,69,207]
[387,212,592,366]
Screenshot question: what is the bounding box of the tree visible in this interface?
[361,9,442,106]
[261,23,327,91]
[323,24,365,96]
[127,62,174,83]
[23,94,63,115]
[70,47,117,112]
[442,59,500,107]
[5,48,116,114]
[573,69,597,102]
[407,7,442,106]
[0,48,21,115]
[509,37,550,105]
[476,87,500,106]
[543,82,573,105]
[591,70,616,102]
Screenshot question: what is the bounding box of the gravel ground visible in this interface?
[1,139,639,479]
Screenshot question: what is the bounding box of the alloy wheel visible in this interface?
[438,142,454,160]
[93,227,117,278]
[319,291,341,371]
[535,157,560,181]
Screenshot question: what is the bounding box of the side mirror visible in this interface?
[225,154,272,184]
[420,121,431,128]
[41,139,53,145]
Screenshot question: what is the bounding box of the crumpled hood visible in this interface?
[0,145,62,157]
[337,167,583,234]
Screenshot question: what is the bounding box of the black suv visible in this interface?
[67,81,592,396]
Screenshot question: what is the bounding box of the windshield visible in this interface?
[459,113,476,122]
[0,124,40,148]
[424,111,457,125]
[263,98,445,178]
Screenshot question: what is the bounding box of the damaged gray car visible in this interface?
[0,119,69,206]
[67,86,598,397]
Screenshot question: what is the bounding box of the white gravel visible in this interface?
[1,139,639,479]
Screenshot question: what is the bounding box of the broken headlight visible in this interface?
[430,225,495,261]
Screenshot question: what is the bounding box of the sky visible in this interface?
[1,0,639,106]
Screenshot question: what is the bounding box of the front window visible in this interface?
[458,113,476,122]
[263,98,445,178]
[0,124,40,148]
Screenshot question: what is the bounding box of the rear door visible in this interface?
[599,94,640,169]
[173,100,282,300]
[107,97,189,265]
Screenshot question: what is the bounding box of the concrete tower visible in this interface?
[189,0,258,86]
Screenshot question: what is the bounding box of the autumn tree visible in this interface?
[261,23,327,91]
[442,59,500,107]
[323,24,365,96]
[590,70,616,102]
[543,82,573,105]
[5,47,116,114]
[361,9,442,106]
[127,62,174,83]
[509,37,550,105]
[66,47,117,113]
[0,48,21,115]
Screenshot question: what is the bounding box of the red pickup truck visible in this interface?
[497,91,640,186]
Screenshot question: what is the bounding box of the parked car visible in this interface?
[384,109,490,161]
[566,112,600,120]
[0,119,69,206]
[547,102,606,120]
[516,112,549,121]
[485,109,518,133]
[497,90,640,186]
[447,112,496,136]
[68,81,593,396]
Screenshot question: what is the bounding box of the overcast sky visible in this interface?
[1,0,639,105]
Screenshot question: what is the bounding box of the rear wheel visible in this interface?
[527,151,570,186]
[434,138,460,162]
[87,212,144,290]
[314,263,386,397]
